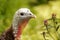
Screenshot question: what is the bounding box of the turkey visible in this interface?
[0,8,36,40]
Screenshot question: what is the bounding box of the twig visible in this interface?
[42,32,46,40]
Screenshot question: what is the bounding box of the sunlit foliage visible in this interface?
[0,0,60,40]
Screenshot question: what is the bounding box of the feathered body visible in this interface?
[0,27,14,40]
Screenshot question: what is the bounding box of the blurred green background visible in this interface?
[0,0,60,40]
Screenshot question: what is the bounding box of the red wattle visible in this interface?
[17,25,22,38]
[16,19,28,39]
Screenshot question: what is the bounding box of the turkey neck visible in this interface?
[13,19,29,40]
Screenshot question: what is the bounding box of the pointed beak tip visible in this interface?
[34,15,36,18]
[32,15,36,18]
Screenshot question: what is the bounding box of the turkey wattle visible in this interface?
[0,8,36,40]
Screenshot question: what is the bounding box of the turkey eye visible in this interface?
[20,13,24,16]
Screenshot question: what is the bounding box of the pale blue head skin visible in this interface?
[15,8,35,19]
[12,8,36,37]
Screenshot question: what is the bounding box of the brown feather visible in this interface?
[0,26,15,40]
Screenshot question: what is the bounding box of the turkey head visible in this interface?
[12,8,36,40]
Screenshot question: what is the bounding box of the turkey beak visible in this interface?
[31,14,36,18]
[29,13,36,18]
